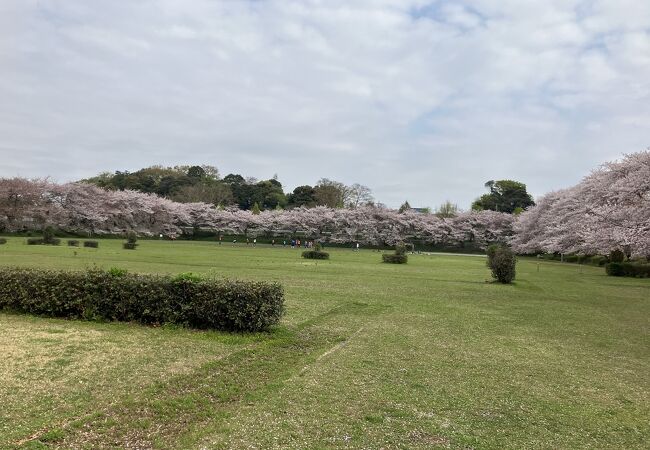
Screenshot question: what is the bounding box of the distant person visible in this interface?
[272,239,275,246]
[253,238,257,247]
[356,242,360,251]
[283,240,287,247]
[218,235,222,245]
[246,238,250,246]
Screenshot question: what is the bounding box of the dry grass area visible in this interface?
[0,314,255,447]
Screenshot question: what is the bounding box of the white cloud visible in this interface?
[0,0,648,208]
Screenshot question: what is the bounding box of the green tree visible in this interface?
[471,180,534,213]
[314,179,348,208]
[398,201,411,213]
[287,185,316,208]
[186,165,206,179]
[251,202,261,215]
[171,183,233,205]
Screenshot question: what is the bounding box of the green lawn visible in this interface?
[0,237,648,449]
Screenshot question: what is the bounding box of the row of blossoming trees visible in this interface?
[2,150,647,255]
[511,151,650,258]
[0,178,514,249]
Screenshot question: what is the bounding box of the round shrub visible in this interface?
[382,244,408,264]
[126,231,138,244]
[487,244,516,283]
[0,238,7,245]
[302,250,330,260]
[123,231,138,250]
[382,253,408,264]
[83,240,99,248]
[67,240,80,247]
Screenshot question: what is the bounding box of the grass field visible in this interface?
[0,236,648,449]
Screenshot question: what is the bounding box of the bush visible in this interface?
[486,244,499,264]
[0,267,284,332]
[487,244,516,283]
[383,244,409,264]
[123,231,138,250]
[606,262,650,278]
[43,226,56,244]
[0,238,7,245]
[382,253,408,264]
[302,250,329,260]
[26,235,60,246]
[67,240,80,247]
[610,249,625,263]
[83,240,99,248]
[126,231,138,244]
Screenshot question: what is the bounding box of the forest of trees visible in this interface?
[82,165,376,212]
[83,164,533,216]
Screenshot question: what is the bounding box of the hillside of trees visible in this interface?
[83,165,533,216]
[82,165,375,211]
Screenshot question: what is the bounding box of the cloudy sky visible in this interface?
[1,0,649,208]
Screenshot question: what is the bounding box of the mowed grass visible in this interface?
[0,237,648,449]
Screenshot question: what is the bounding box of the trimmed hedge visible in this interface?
[382,253,408,264]
[83,240,99,248]
[123,242,138,250]
[67,240,80,247]
[605,262,650,278]
[0,268,285,332]
[302,250,329,260]
[27,237,61,245]
[0,238,6,245]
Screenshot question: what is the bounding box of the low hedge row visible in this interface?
[0,268,284,332]
[84,240,99,248]
[27,237,61,245]
[605,262,650,278]
[0,238,6,245]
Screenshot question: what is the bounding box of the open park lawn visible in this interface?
[0,237,648,449]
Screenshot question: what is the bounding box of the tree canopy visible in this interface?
[471,180,535,214]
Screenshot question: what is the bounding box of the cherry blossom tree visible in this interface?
[1,178,516,248]
[511,150,650,258]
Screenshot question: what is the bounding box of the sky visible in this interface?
[1,0,649,209]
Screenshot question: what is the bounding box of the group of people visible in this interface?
[215,235,365,251]
[216,235,327,249]
[287,239,317,249]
